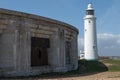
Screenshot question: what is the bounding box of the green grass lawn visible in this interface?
[101,59,120,72]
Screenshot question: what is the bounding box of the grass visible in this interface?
[101,59,120,71]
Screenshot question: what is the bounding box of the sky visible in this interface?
[0,0,120,56]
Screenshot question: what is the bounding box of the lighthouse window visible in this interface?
[93,46,95,49]
[86,10,94,15]
[89,20,91,23]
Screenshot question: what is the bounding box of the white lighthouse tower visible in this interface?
[84,3,98,60]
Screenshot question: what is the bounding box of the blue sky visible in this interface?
[0,0,120,56]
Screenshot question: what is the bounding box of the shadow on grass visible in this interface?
[0,60,108,79]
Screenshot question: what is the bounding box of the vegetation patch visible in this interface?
[101,59,120,71]
[77,60,108,73]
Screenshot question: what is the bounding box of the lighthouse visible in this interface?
[84,3,98,60]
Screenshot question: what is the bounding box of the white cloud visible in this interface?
[78,33,120,56]
[97,33,120,56]
[97,33,120,39]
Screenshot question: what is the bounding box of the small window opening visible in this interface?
[89,20,91,23]
[93,46,95,49]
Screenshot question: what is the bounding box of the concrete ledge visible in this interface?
[0,8,78,34]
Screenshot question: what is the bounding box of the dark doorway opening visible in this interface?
[31,37,50,67]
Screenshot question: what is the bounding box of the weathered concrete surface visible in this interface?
[0,8,79,77]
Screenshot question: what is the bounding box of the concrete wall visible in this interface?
[0,8,79,77]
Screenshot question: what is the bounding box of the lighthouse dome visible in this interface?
[87,3,93,10]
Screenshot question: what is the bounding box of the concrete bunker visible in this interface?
[0,8,79,77]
